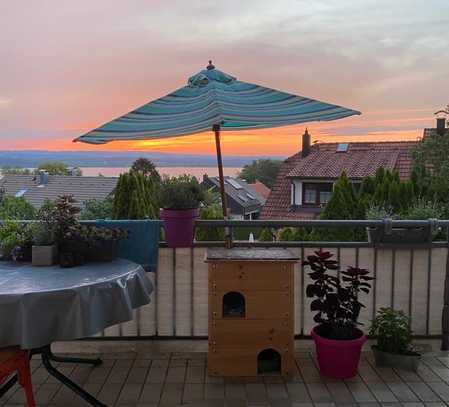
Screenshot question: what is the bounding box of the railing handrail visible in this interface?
[196,218,448,228]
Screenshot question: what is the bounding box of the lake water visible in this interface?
[80,166,241,178]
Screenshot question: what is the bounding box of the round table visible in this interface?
[0,258,153,406]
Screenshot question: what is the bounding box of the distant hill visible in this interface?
[0,151,285,169]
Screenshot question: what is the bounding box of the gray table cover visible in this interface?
[0,258,153,349]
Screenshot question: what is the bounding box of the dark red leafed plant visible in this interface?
[304,249,374,340]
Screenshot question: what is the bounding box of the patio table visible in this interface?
[0,258,153,406]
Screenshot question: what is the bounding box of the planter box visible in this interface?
[367,227,430,245]
[86,240,119,262]
[372,346,421,372]
[32,245,58,266]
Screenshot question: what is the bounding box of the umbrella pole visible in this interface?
[213,124,232,248]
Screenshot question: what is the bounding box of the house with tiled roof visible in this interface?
[0,172,118,208]
[261,118,448,220]
[202,175,266,220]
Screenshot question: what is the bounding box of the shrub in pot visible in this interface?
[51,195,87,267]
[30,222,58,266]
[304,249,373,379]
[84,226,129,262]
[365,203,441,245]
[370,307,421,372]
[159,175,205,248]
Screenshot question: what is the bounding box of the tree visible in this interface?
[36,161,82,176]
[80,197,114,220]
[0,196,36,220]
[130,158,160,181]
[237,159,282,188]
[320,172,365,241]
[413,129,449,205]
[321,172,360,220]
[112,172,160,219]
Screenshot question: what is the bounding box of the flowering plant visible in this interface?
[304,249,374,340]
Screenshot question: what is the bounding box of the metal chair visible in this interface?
[0,347,35,407]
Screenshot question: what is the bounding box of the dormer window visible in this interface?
[302,182,333,206]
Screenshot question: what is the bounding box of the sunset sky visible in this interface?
[1,1,448,157]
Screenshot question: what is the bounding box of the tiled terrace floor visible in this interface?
[2,341,449,407]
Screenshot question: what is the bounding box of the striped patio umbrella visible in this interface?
[75,62,360,242]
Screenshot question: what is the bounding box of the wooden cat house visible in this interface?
[206,248,298,377]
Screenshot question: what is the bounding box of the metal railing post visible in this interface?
[442,227,449,350]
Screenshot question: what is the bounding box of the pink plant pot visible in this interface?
[311,326,367,379]
[161,208,199,248]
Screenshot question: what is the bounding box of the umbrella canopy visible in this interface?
[74,62,360,144]
[75,62,360,247]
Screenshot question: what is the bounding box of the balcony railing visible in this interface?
[89,219,449,350]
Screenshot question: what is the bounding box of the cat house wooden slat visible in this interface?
[206,248,299,377]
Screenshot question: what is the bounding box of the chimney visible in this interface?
[38,170,49,185]
[436,117,446,136]
[302,128,311,158]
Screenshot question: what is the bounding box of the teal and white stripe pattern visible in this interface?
[75,66,360,144]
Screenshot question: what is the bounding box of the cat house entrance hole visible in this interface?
[222,291,245,317]
[257,348,281,374]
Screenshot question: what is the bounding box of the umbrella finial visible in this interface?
[207,60,215,70]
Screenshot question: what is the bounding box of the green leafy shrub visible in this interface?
[81,197,114,220]
[403,199,445,220]
[369,307,414,355]
[159,175,205,210]
[29,222,54,246]
[365,204,395,220]
[0,221,32,260]
[278,227,295,241]
[196,203,225,241]
[258,228,275,241]
[0,196,36,220]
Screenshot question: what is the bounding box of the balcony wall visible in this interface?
[99,242,448,339]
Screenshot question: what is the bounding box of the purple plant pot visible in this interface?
[311,326,367,379]
[161,208,199,248]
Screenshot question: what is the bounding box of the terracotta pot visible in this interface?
[311,326,367,379]
[161,208,199,248]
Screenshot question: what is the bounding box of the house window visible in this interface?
[302,183,333,206]
[320,190,332,204]
[303,185,317,204]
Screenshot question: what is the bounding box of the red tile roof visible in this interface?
[248,181,271,200]
[260,140,419,220]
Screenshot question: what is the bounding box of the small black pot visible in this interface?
[59,239,88,267]
[86,240,119,262]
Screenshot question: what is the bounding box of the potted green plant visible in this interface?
[365,203,438,245]
[30,222,57,266]
[84,226,129,262]
[370,307,421,372]
[0,221,32,262]
[159,175,205,248]
[304,249,373,379]
[52,195,87,267]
